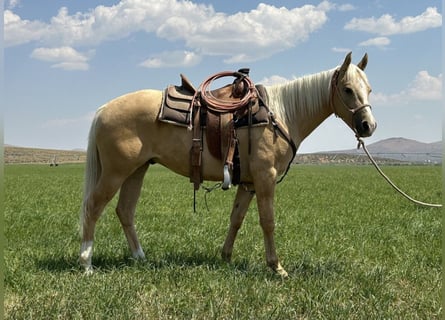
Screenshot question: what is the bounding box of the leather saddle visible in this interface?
[159,69,270,190]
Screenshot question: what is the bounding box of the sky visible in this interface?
[3,0,442,153]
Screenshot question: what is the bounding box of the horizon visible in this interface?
[5,136,442,153]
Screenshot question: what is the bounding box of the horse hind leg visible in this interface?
[221,185,255,262]
[80,175,124,273]
[115,162,149,261]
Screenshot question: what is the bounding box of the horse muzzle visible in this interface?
[353,105,377,137]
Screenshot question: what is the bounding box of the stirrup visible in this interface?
[222,164,232,190]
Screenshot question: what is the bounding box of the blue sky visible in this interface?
[4,0,442,153]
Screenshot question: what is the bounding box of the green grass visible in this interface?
[4,164,442,319]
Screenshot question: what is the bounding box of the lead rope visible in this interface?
[356,137,442,208]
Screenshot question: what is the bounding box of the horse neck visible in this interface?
[265,69,335,146]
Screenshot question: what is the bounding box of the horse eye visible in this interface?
[344,87,353,95]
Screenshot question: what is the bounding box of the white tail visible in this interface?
[79,111,102,237]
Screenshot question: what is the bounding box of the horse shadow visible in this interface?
[35,251,253,274]
[36,251,346,280]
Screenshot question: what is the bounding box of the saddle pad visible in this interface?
[158,85,194,127]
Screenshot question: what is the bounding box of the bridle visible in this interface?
[329,69,372,134]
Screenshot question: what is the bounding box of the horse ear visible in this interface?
[357,53,368,71]
[339,52,352,77]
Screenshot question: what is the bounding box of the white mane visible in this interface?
[265,68,336,125]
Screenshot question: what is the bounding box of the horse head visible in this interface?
[331,52,377,138]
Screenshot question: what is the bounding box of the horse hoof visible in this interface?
[276,267,289,278]
[271,262,288,278]
[83,267,94,276]
[131,247,146,261]
[221,251,232,263]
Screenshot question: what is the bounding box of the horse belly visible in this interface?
[153,124,225,181]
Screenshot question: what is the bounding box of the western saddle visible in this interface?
[159,69,275,191]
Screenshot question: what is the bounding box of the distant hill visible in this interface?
[357,137,441,154]
[5,146,86,164]
[328,138,442,163]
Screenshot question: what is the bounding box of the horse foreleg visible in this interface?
[115,163,149,261]
[221,185,254,262]
[255,182,288,277]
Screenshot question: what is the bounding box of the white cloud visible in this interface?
[407,71,442,100]
[4,10,47,47]
[337,4,355,12]
[373,71,442,105]
[30,47,94,71]
[31,46,87,62]
[140,51,201,68]
[358,36,390,48]
[331,47,351,53]
[4,2,210,47]
[42,111,96,128]
[258,75,292,86]
[8,0,21,9]
[5,0,332,64]
[50,61,90,71]
[345,7,442,35]
[152,1,331,63]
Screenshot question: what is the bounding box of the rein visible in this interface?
[331,69,440,208]
[357,137,442,208]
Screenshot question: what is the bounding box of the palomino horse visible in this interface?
[80,52,376,276]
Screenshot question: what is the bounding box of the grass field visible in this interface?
[4,163,442,319]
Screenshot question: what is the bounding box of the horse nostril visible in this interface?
[362,120,370,132]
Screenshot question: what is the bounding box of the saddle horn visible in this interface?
[232,68,250,98]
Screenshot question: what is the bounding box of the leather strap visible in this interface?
[190,104,203,190]
[256,85,297,184]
